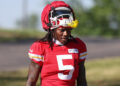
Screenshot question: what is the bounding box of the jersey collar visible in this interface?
[53,38,64,46]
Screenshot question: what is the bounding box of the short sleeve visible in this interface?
[28,42,44,66]
[76,38,88,62]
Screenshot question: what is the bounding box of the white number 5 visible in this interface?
[56,55,74,80]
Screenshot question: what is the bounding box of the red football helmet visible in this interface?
[41,1,76,31]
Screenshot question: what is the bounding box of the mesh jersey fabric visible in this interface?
[28,38,87,86]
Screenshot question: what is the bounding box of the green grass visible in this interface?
[0,29,46,42]
[86,57,120,86]
[0,57,120,86]
[0,68,40,86]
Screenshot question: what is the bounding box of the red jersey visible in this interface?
[28,38,87,86]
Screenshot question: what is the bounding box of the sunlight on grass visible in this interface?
[86,57,120,86]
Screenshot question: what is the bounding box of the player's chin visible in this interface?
[61,38,69,45]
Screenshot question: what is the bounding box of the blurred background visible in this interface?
[0,0,120,86]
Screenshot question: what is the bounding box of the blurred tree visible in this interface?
[28,14,38,29]
[16,14,38,29]
[70,0,120,37]
[20,0,120,37]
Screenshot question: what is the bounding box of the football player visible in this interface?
[26,1,87,86]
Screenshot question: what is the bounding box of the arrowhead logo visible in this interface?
[29,49,33,52]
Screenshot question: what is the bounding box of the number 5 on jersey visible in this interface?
[56,54,75,80]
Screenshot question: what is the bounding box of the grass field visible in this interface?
[0,57,120,86]
[86,57,120,86]
[0,29,46,42]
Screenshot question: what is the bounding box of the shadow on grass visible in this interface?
[0,73,40,86]
[88,79,120,86]
[0,71,27,86]
[0,76,27,82]
[109,83,120,86]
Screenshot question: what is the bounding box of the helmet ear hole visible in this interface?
[47,23,52,27]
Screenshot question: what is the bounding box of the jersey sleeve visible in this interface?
[76,38,88,62]
[28,41,44,66]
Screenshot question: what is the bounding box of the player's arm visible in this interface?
[26,60,42,86]
[77,61,87,86]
